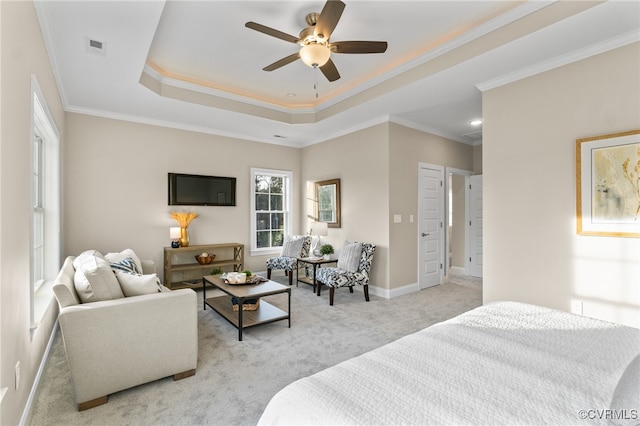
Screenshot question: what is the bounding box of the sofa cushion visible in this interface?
[109,256,142,275]
[337,241,362,273]
[74,255,124,303]
[115,271,163,297]
[104,249,143,275]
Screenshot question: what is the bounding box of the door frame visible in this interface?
[417,162,445,290]
[444,167,472,278]
[468,174,483,278]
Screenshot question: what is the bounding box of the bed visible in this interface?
[258,302,640,425]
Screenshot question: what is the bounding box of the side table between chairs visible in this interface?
[296,257,337,295]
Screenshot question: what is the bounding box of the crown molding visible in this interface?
[477,29,640,92]
[64,105,301,148]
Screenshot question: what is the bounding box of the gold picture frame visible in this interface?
[576,130,640,237]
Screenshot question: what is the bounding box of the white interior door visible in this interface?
[468,175,483,277]
[418,164,444,289]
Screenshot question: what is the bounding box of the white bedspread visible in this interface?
[259,302,640,425]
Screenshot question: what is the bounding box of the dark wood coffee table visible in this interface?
[203,275,291,341]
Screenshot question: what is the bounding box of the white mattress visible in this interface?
[258,302,640,425]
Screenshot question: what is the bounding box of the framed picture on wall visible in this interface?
[576,129,640,237]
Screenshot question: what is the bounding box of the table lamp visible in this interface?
[170,227,181,248]
[309,222,328,256]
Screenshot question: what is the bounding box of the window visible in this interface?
[251,168,292,255]
[30,76,61,331]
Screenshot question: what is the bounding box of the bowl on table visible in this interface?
[195,253,215,265]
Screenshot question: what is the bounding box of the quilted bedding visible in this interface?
[258,302,640,425]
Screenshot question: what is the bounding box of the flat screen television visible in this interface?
[168,173,236,206]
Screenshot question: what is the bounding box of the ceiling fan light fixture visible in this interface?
[299,43,331,68]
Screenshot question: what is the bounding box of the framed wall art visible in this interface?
[576,130,640,237]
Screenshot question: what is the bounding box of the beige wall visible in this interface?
[299,122,473,295]
[483,42,640,328]
[473,144,483,174]
[300,123,390,290]
[0,2,65,424]
[388,123,474,292]
[64,113,301,276]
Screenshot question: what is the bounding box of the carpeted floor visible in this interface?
[28,275,482,426]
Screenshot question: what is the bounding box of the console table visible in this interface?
[164,243,244,290]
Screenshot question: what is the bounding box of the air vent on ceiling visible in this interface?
[463,130,482,142]
[85,37,107,57]
[273,135,287,139]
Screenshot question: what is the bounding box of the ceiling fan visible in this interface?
[245,0,388,82]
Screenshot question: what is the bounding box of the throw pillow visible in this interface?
[337,241,362,273]
[73,255,124,303]
[105,249,143,274]
[115,271,162,297]
[281,235,306,258]
[109,256,142,274]
[72,249,104,269]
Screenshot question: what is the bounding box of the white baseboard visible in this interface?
[20,321,59,426]
[449,266,466,275]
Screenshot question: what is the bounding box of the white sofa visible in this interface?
[53,254,198,411]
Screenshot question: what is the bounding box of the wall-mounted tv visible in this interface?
[168,173,236,206]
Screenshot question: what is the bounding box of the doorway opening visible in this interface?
[445,168,482,286]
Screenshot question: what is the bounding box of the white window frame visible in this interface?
[30,75,61,333]
[250,168,292,256]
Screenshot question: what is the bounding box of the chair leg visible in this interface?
[288,270,293,286]
[349,286,354,293]
[363,284,370,302]
[329,287,335,306]
[267,268,272,279]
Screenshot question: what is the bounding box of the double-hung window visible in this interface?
[30,76,61,332]
[250,168,292,255]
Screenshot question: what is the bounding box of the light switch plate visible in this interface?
[393,214,402,223]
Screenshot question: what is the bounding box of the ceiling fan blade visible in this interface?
[320,58,340,82]
[314,0,345,41]
[263,52,300,72]
[331,41,388,54]
[245,21,300,44]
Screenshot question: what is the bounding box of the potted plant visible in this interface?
[320,244,334,260]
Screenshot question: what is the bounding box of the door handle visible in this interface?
[421,233,429,237]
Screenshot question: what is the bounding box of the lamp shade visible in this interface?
[299,43,330,68]
[310,221,328,236]
[169,227,181,239]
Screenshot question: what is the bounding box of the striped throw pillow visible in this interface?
[337,241,362,273]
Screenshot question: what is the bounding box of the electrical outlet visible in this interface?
[15,361,20,390]
[570,300,583,315]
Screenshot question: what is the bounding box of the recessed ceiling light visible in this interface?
[469,119,483,126]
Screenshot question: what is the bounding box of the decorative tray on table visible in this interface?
[220,273,268,285]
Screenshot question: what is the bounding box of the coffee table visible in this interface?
[296,257,338,296]
[202,275,291,341]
